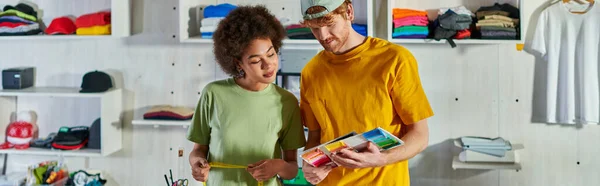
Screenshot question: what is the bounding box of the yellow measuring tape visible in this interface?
[202,162,264,186]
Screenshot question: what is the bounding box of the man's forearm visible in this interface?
[383,119,429,165]
[305,130,322,149]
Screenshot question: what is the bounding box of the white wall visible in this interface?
[1,0,599,186]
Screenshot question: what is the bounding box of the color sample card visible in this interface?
[301,127,404,167]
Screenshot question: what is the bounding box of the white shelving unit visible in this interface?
[387,0,523,44]
[178,0,374,48]
[0,0,131,39]
[0,87,123,157]
[132,119,190,128]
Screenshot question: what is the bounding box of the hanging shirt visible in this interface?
[531,3,600,124]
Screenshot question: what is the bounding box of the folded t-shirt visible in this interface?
[76,24,111,35]
[76,11,111,28]
[201,17,224,27]
[393,8,428,19]
[0,15,36,24]
[143,105,194,120]
[204,3,237,18]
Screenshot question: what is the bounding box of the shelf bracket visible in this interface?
[1,154,7,175]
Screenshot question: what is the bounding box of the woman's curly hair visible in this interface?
[212,5,286,77]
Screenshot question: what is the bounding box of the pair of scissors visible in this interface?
[172,179,188,186]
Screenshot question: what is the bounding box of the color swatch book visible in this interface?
[301,127,404,167]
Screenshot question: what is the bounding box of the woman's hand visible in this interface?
[247,159,285,182]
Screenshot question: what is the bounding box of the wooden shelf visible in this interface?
[0,87,118,98]
[132,119,191,128]
[0,148,102,157]
[452,156,521,170]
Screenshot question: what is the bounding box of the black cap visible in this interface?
[80,70,113,93]
[3,3,37,18]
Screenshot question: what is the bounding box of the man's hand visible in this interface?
[302,161,333,185]
[330,142,387,169]
[191,157,211,182]
[247,159,285,182]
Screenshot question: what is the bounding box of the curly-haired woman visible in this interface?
[186,5,306,186]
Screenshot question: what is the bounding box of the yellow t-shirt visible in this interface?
[300,37,434,186]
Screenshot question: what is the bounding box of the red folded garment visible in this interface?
[455,29,471,39]
[143,111,193,120]
[75,11,111,28]
[286,24,305,30]
[0,22,27,28]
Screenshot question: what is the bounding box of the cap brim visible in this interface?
[79,88,110,93]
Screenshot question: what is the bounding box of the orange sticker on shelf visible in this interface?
[516,43,524,51]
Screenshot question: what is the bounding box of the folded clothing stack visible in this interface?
[200,3,237,39]
[75,11,111,35]
[286,24,314,39]
[0,3,41,36]
[475,3,520,40]
[438,6,474,39]
[457,136,516,163]
[143,105,194,120]
[392,8,429,39]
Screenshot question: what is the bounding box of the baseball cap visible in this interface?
[301,0,346,20]
[52,126,90,150]
[80,70,113,93]
[45,17,76,35]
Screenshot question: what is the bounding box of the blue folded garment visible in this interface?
[204,3,237,18]
[357,31,367,36]
[352,24,367,31]
[201,32,213,38]
[352,24,368,36]
[392,31,429,38]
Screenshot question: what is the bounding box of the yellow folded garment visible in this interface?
[476,22,515,28]
[76,24,111,35]
[478,19,514,25]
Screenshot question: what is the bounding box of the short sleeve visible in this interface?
[390,49,434,125]
[186,88,213,145]
[279,104,307,150]
[530,10,548,58]
[300,75,321,131]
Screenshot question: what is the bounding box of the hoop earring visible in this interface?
[237,69,245,78]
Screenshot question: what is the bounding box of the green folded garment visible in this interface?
[393,26,428,33]
[286,27,311,34]
[0,9,37,21]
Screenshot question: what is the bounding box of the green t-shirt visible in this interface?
[187,78,306,186]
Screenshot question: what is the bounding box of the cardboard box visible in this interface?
[301,127,405,167]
